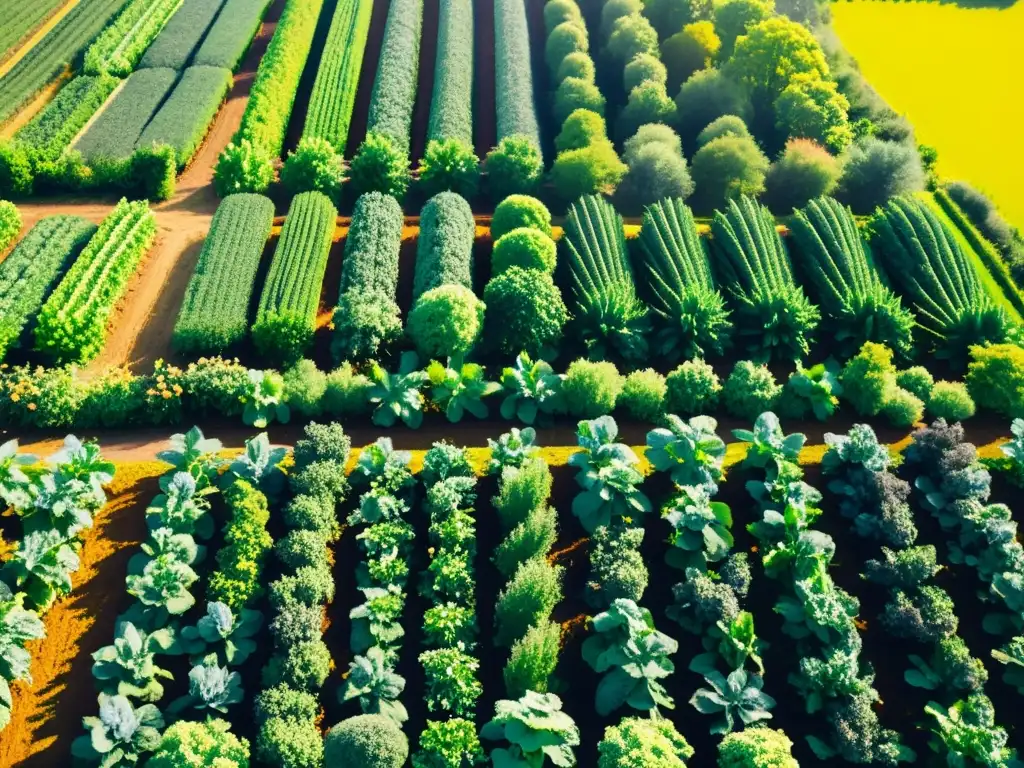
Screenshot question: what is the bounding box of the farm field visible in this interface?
[832,0,1024,230]
[0,0,1024,765]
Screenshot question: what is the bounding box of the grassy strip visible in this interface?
[35,199,157,363]
[138,0,228,70]
[15,74,119,162]
[0,0,67,61]
[300,0,373,152]
[0,215,95,360]
[192,0,272,71]
[74,67,179,162]
[427,0,472,145]
[0,0,128,124]
[136,64,231,168]
[366,0,423,153]
[83,0,183,77]
[173,193,275,354]
[494,0,541,151]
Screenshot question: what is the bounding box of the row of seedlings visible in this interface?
[254,422,351,767]
[0,436,113,731]
[738,413,912,764]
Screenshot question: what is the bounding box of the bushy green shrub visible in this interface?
[675,69,752,149]
[555,109,608,153]
[270,565,335,608]
[262,640,332,691]
[881,386,924,428]
[764,138,840,213]
[562,360,624,418]
[895,366,935,402]
[256,717,322,768]
[491,194,553,240]
[605,13,659,66]
[412,719,485,768]
[492,228,557,274]
[494,458,554,531]
[494,504,558,577]
[504,621,561,698]
[214,140,274,197]
[966,343,1024,418]
[557,51,596,83]
[0,142,33,197]
[282,359,327,418]
[545,0,583,33]
[147,718,249,768]
[718,727,797,768]
[619,369,667,421]
[407,284,485,358]
[841,341,897,417]
[417,138,480,198]
[323,363,373,417]
[485,136,544,199]
[281,137,344,203]
[598,716,693,767]
[332,289,403,362]
[616,80,677,142]
[324,715,409,767]
[837,137,925,214]
[495,557,564,647]
[282,495,337,538]
[349,132,411,198]
[270,602,323,648]
[554,77,606,125]
[294,420,350,468]
[615,142,694,214]
[550,140,627,202]
[928,381,975,422]
[601,0,644,38]
[623,123,682,163]
[665,359,722,415]
[0,200,21,252]
[697,116,751,147]
[483,267,569,356]
[662,21,721,91]
[713,0,774,57]
[723,361,782,419]
[624,53,667,93]
[254,685,319,724]
[546,21,589,72]
[690,134,769,212]
[275,529,329,571]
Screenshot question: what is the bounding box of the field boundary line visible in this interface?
[0,0,83,80]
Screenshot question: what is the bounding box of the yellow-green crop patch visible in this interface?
[833,0,1024,230]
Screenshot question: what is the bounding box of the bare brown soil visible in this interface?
[343,0,391,155]
[409,0,438,165]
[473,0,497,159]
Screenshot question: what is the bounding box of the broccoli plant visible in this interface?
[223,433,287,497]
[690,668,776,734]
[487,427,540,474]
[499,352,565,425]
[350,585,406,653]
[72,693,164,766]
[906,635,988,694]
[667,568,741,636]
[733,412,806,469]
[125,530,200,617]
[0,438,36,509]
[3,528,79,610]
[823,423,891,474]
[646,415,726,491]
[156,427,223,490]
[925,694,1017,768]
[662,484,734,571]
[427,356,502,422]
[178,602,262,666]
[569,416,651,534]
[145,472,215,540]
[480,691,580,767]
[241,369,289,428]
[341,645,408,724]
[581,599,678,716]
[166,655,243,715]
[369,351,430,428]
[91,621,176,702]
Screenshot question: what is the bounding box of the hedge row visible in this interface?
[0,216,95,360]
[235,0,324,157]
[412,191,475,300]
[15,75,120,163]
[301,0,373,152]
[0,201,18,252]
[427,0,473,145]
[35,199,157,363]
[83,0,184,77]
[138,0,229,70]
[366,0,423,153]
[74,68,180,162]
[494,0,541,151]
[253,190,336,364]
[137,65,232,169]
[193,0,274,71]
[173,193,275,354]
[0,0,126,123]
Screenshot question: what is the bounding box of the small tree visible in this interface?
[690,135,769,212]
[662,21,721,91]
[763,139,840,213]
[837,137,925,214]
[675,68,752,150]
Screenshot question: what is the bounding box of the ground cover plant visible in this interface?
[13,75,119,166]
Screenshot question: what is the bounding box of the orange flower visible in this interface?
[27,403,36,411]
[161,390,172,400]
[9,393,18,402]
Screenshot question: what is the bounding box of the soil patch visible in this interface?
[409,0,439,165]
[473,0,497,159]
[343,0,391,155]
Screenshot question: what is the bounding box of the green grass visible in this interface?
[0,0,66,61]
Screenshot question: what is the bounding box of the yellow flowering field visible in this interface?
[832,0,1024,229]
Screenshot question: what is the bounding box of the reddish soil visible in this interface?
[473,0,497,159]
[343,0,391,155]
[408,0,439,165]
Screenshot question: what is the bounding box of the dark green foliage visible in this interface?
[413,192,475,299]
[428,0,473,143]
[494,458,554,531]
[675,68,752,150]
[365,0,422,151]
[665,359,722,415]
[139,0,229,70]
[837,138,925,214]
[615,143,694,215]
[483,267,568,357]
[349,132,411,198]
[586,526,648,609]
[763,138,840,213]
[495,557,564,647]
[324,714,409,767]
[504,621,561,698]
[16,75,119,164]
[193,0,273,70]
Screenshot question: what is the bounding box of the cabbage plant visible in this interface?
[145,472,215,540]
[156,427,223,489]
[733,412,806,469]
[570,416,651,534]
[499,352,565,425]
[242,369,289,428]
[487,427,540,474]
[662,484,733,571]
[3,528,79,610]
[340,645,408,724]
[91,621,175,702]
[223,432,287,496]
[646,414,725,491]
[690,668,775,734]
[480,691,580,767]
[427,357,501,422]
[167,655,243,715]
[71,693,164,766]
[179,602,262,666]
[369,351,429,428]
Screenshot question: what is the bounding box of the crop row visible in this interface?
[173,193,275,354]
[0,200,19,252]
[234,0,323,157]
[412,191,475,300]
[365,0,423,154]
[426,0,473,146]
[494,0,541,150]
[0,0,128,123]
[300,0,373,153]
[0,0,66,62]
[0,214,96,360]
[34,198,157,363]
[138,0,229,70]
[14,74,120,163]
[83,0,183,77]
[252,190,337,364]
[191,0,273,71]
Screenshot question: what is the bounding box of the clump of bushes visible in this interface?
[323,714,409,767]
[417,138,480,198]
[214,140,274,197]
[618,369,667,421]
[690,133,769,212]
[837,137,925,214]
[407,285,485,359]
[841,342,926,427]
[491,194,553,240]
[349,132,411,199]
[281,137,344,203]
[666,359,722,416]
[764,139,840,213]
[723,361,781,420]
[966,343,1024,418]
[482,267,569,357]
[492,228,557,274]
[562,359,625,418]
[485,136,544,199]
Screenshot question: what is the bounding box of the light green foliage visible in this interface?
[642,0,712,39]
[413,192,475,299]
[366,0,421,151]
[426,357,501,422]
[554,76,606,125]
[409,286,485,359]
[881,386,924,428]
[896,367,935,401]
[207,479,272,610]
[495,0,541,149]
[725,17,828,102]
[551,140,627,202]
[624,53,667,93]
[214,140,275,196]
[711,195,819,361]
[480,691,580,766]
[491,194,552,240]
[713,0,774,57]
[870,196,1010,365]
[492,228,557,275]
[0,202,20,254]
[545,0,582,34]
[697,115,752,148]
[966,344,1024,418]
[598,716,693,767]
[619,369,667,422]
[483,266,568,357]
[368,351,429,429]
[563,359,625,418]
[617,80,677,142]
[323,363,373,417]
[605,13,659,66]
[547,21,589,72]
[925,695,1014,768]
[662,21,721,92]
[281,137,344,202]
[417,138,480,198]
[324,714,409,768]
[775,74,853,153]
[193,0,273,70]
[624,123,682,162]
[601,0,643,39]
[778,360,842,421]
[484,136,544,199]
[636,197,731,359]
[350,132,411,198]
[665,359,722,415]
[173,194,274,355]
[252,192,336,365]
[147,718,249,768]
[717,727,798,767]
[494,457,554,531]
[494,557,564,647]
[587,526,648,609]
[420,647,482,717]
[84,0,183,76]
[255,715,322,768]
[494,503,557,577]
[35,199,156,364]
[558,51,596,84]
[928,381,975,422]
[691,135,769,212]
[788,196,914,357]
[413,719,485,768]
[723,361,782,420]
[498,353,565,425]
[503,620,561,698]
[841,342,898,417]
[15,75,119,164]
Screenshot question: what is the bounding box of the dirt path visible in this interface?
[473,0,497,159]
[409,0,438,164]
[344,0,390,156]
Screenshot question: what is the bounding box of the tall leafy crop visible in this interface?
[789,197,915,358]
[711,195,820,362]
[301,0,373,151]
[252,191,336,364]
[192,0,273,70]
[636,197,732,359]
[234,0,323,157]
[0,216,96,361]
[494,0,541,150]
[412,192,475,300]
[84,0,184,77]
[35,200,157,364]
[366,0,423,153]
[562,195,650,363]
[427,0,473,144]
[870,195,1011,365]
[138,0,228,70]
[15,75,120,163]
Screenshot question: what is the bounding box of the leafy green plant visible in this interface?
[178,601,262,667]
[663,485,734,571]
[646,414,726,491]
[3,528,78,610]
[597,716,693,768]
[925,694,1017,768]
[779,360,842,421]
[167,655,243,715]
[499,353,565,425]
[480,691,580,767]
[734,412,806,469]
[91,621,175,702]
[413,718,486,768]
[369,352,430,428]
[992,637,1024,695]
[420,647,482,718]
[156,427,223,489]
[125,529,200,616]
[146,718,249,768]
[690,668,775,734]
[350,586,406,653]
[71,693,164,766]
[427,357,501,422]
[341,646,408,725]
[241,370,290,429]
[224,433,287,497]
[487,428,540,474]
[570,416,651,534]
[145,471,215,540]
